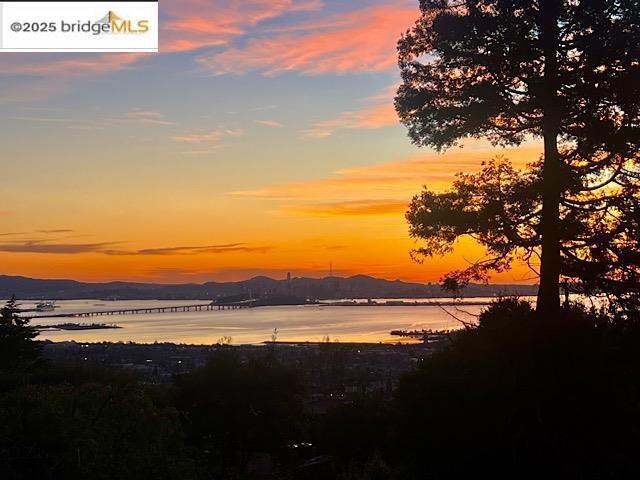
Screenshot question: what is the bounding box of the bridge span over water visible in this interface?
[22,301,256,319]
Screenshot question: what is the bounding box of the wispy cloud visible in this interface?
[161,0,324,52]
[1,229,72,237]
[0,241,120,255]
[285,200,407,217]
[2,1,319,98]
[177,149,225,155]
[0,0,326,105]
[301,129,333,139]
[121,110,174,126]
[0,1,414,104]
[230,143,543,216]
[198,4,416,75]
[0,0,327,97]
[0,53,143,78]
[171,128,243,143]
[0,0,322,104]
[303,84,399,138]
[0,54,144,104]
[36,229,74,234]
[255,120,284,128]
[10,116,73,124]
[232,145,541,200]
[0,236,272,256]
[8,108,173,131]
[109,243,273,256]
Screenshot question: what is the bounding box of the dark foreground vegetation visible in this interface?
[2,297,640,479]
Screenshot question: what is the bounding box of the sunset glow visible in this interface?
[0,0,543,284]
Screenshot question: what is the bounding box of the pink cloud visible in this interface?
[0,1,316,80]
[122,109,174,125]
[0,1,326,101]
[303,84,400,138]
[0,1,415,104]
[171,128,243,143]
[197,5,417,75]
[0,53,142,77]
[255,120,284,128]
[0,53,144,103]
[303,102,398,138]
[161,0,324,52]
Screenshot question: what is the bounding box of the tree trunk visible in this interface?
[538,128,561,316]
[537,0,562,316]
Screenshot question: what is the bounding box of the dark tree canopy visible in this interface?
[397,0,640,150]
[396,0,640,314]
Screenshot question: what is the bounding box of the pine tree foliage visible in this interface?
[397,0,640,314]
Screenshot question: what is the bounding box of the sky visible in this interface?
[0,0,543,284]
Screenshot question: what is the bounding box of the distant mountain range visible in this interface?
[0,274,538,301]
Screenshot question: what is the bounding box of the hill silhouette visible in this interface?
[0,274,537,301]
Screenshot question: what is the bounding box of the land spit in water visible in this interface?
[36,323,121,331]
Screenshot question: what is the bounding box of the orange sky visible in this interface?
[0,0,543,284]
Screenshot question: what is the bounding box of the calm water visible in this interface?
[18,298,526,345]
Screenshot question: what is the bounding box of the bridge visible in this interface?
[22,300,256,320]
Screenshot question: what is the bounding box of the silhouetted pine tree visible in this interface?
[0,296,41,371]
[396,0,640,315]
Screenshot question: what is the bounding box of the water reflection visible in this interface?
[19,298,529,345]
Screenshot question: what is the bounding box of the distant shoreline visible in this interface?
[1,273,538,302]
[8,293,534,302]
[14,295,525,301]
